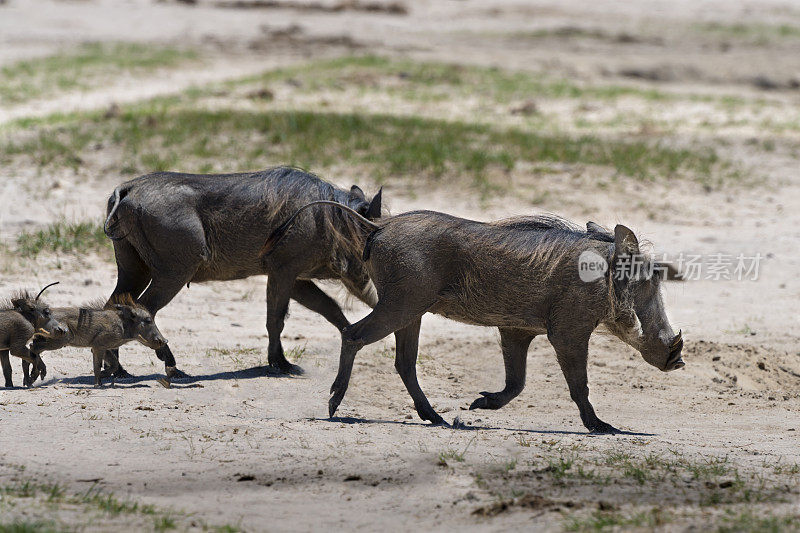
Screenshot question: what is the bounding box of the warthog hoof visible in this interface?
[329,389,345,418]
[587,419,620,435]
[413,403,446,426]
[165,366,189,380]
[270,360,305,376]
[114,367,134,379]
[468,391,506,410]
[426,413,447,426]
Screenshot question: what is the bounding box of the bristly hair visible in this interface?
[490,214,582,233]
[105,293,148,311]
[480,214,617,278]
[256,166,378,271]
[73,294,147,312]
[0,290,37,311]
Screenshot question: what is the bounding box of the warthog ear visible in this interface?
[614,224,640,255]
[113,304,135,321]
[349,185,366,201]
[365,187,382,220]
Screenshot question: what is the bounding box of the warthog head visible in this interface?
[12,283,69,339]
[603,225,684,372]
[113,304,167,350]
[345,185,382,221]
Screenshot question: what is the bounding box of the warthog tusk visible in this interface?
[36,328,53,338]
[672,329,682,347]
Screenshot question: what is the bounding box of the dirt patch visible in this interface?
[472,494,578,517]
[210,0,407,15]
[684,340,800,394]
[249,23,365,51]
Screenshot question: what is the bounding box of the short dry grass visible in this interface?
[0,467,244,532]
[465,439,800,531]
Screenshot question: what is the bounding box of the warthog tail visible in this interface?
[35,281,60,301]
[261,200,380,257]
[104,184,135,241]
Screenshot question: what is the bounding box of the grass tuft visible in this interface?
[15,220,109,257]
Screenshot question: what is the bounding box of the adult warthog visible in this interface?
[103,167,381,378]
[263,204,683,434]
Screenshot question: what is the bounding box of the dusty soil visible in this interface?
[1,0,799,531]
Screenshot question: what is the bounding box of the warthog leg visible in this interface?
[548,327,619,434]
[92,348,105,387]
[103,353,135,379]
[266,274,304,375]
[26,336,65,386]
[469,328,535,411]
[1,350,12,388]
[393,318,445,425]
[107,239,152,379]
[329,299,439,424]
[22,356,47,387]
[138,273,195,379]
[291,280,349,332]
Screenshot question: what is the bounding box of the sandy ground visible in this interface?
[1,0,800,531]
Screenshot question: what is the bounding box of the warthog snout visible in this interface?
[54,324,69,337]
[663,330,684,371]
[139,334,167,350]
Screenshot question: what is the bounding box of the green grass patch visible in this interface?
[15,220,109,257]
[239,54,673,103]
[0,521,59,533]
[0,103,729,191]
[716,510,800,532]
[0,474,242,532]
[693,22,800,44]
[566,508,670,532]
[0,42,197,105]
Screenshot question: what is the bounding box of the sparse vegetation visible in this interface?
[715,510,800,532]
[0,42,197,105]
[470,444,799,529]
[206,346,264,369]
[241,55,675,103]
[0,475,241,532]
[0,104,729,193]
[693,22,800,44]
[565,508,670,532]
[15,220,110,257]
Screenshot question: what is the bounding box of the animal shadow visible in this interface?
[317,416,655,436]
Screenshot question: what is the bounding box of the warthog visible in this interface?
[103,166,381,379]
[263,203,684,434]
[25,295,167,387]
[0,283,68,388]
